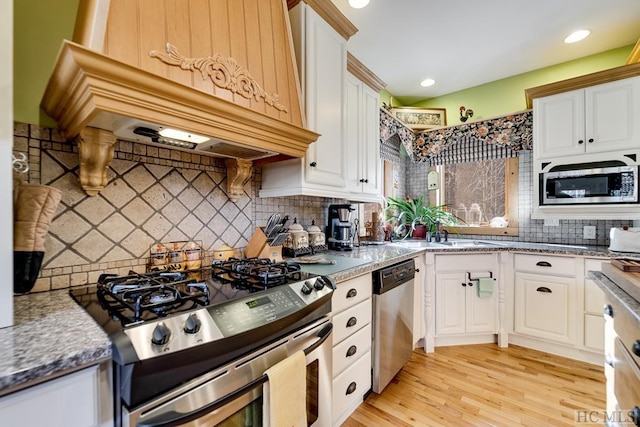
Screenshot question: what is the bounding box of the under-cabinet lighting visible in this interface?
[420,78,435,87]
[159,128,209,144]
[564,29,590,44]
[348,0,370,9]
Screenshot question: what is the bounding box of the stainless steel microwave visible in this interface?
[540,165,639,205]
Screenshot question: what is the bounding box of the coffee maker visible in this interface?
[327,204,355,251]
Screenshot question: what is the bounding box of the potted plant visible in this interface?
[384,196,459,240]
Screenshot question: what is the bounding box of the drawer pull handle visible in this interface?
[633,340,640,358]
[346,288,358,298]
[604,304,613,317]
[535,261,552,267]
[633,406,640,427]
[346,317,357,328]
[346,382,357,395]
[346,345,357,357]
[536,287,552,293]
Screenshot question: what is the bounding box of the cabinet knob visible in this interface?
[633,340,640,357]
[346,288,358,298]
[461,283,467,287]
[309,161,317,167]
[346,345,357,357]
[604,304,613,317]
[588,138,594,143]
[359,179,365,183]
[536,286,552,293]
[346,382,357,395]
[578,140,584,144]
[468,282,474,287]
[364,179,369,183]
[346,317,357,327]
[415,268,420,273]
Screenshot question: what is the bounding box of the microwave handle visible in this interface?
[136,322,333,427]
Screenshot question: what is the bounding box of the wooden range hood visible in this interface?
[41,0,319,200]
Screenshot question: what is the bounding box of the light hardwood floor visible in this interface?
[343,344,605,427]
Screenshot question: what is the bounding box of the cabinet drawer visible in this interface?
[333,274,372,314]
[584,314,605,351]
[333,324,371,377]
[613,338,640,413]
[607,294,640,367]
[332,349,372,424]
[435,254,494,272]
[514,254,576,276]
[333,298,372,345]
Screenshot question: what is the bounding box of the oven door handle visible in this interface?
[136,322,333,427]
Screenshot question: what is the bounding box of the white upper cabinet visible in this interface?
[345,72,382,201]
[260,3,348,198]
[534,76,640,160]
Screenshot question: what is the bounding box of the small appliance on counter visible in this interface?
[327,204,355,251]
[283,218,312,258]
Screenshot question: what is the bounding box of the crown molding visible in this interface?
[347,52,386,92]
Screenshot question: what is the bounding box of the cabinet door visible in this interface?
[361,84,381,195]
[585,76,640,154]
[345,73,363,193]
[303,6,346,188]
[413,255,426,345]
[514,272,576,344]
[435,272,466,335]
[533,89,585,159]
[465,280,497,334]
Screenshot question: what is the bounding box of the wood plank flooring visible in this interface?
[343,344,605,427]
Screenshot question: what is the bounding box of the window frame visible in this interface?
[435,157,519,236]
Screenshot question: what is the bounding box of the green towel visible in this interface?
[477,277,494,298]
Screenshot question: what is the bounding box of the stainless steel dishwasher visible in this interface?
[372,258,416,393]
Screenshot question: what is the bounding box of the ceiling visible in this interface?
[330,0,640,104]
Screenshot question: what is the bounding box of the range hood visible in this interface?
[41,0,319,200]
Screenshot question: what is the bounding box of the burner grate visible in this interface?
[97,270,210,326]
[211,257,302,290]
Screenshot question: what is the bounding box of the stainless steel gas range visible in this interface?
[70,258,335,427]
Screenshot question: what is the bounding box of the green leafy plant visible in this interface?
[384,196,460,239]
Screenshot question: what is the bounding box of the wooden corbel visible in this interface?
[75,127,116,196]
[224,159,253,202]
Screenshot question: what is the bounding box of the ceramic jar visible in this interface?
[213,244,236,261]
[288,219,309,250]
[307,220,325,247]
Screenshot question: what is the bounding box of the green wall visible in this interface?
[408,46,633,126]
[14,0,79,127]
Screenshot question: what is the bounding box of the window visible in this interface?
[435,157,519,236]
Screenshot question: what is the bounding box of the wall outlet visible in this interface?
[583,226,596,239]
[543,218,559,227]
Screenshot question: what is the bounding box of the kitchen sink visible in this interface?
[388,240,443,248]
[433,240,507,248]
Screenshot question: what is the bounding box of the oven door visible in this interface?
[125,318,333,427]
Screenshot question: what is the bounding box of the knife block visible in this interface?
[245,228,283,262]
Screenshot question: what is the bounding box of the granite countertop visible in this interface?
[0,239,626,396]
[0,290,111,397]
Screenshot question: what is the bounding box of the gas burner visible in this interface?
[212,258,303,289]
[95,271,210,326]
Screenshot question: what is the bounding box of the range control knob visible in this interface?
[314,277,326,290]
[301,281,313,295]
[151,322,171,345]
[184,313,202,334]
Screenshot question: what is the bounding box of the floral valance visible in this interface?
[380,108,415,151]
[411,110,533,163]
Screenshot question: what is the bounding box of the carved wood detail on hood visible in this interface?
[41,0,320,199]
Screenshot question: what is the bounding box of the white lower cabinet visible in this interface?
[330,273,372,426]
[0,363,112,427]
[430,254,498,348]
[514,272,576,344]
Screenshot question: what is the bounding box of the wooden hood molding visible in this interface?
[41,0,320,199]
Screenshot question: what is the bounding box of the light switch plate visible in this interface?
[583,226,596,239]
[427,171,439,190]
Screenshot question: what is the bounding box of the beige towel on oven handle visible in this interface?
[263,350,307,427]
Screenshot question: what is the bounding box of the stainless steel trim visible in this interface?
[124,317,332,427]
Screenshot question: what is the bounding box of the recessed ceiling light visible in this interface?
[159,128,209,144]
[564,29,590,44]
[348,0,370,9]
[420,78,435,87]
